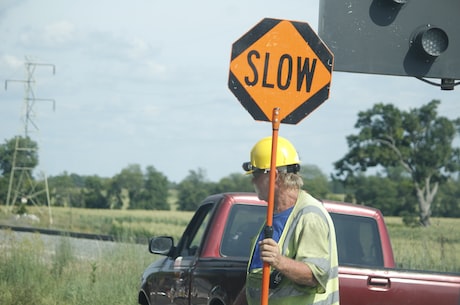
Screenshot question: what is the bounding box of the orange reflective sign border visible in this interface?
[229,18,333,124]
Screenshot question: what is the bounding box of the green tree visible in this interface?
[110,164,144,209]
[0,136,39,177]
[352,173,414,216]
[83,175,109,209]
[211,173,254,193]
[177,168,213,211]
[0,136,39,207]
[134,165,170,210]
[433,175,460,217]
[334,100,460,226]
[0,176,8,205]
[106,176,125,209]
[48,172,85,207]
[299,164,329,199]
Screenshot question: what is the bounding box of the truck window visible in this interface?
[331,213,384,267]
[189,211,211,252]
[179,203,214,257]
[221,204,266,257]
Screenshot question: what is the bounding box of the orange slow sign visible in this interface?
[229,18,334,124]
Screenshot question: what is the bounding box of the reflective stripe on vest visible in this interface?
[247,277,339,305]
[282,205,332,276]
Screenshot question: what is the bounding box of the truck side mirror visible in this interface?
[149,236,174,255]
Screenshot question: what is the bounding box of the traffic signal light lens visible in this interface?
[414,26,449,57]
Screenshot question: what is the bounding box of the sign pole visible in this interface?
[261,107,280,305]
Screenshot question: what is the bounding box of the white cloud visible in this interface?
[43,21,76,45]
[0,54,23,70]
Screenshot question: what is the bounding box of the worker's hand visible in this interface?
[259,238,281,268]
[259,238,318,287]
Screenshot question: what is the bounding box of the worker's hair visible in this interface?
[277,172,303,189]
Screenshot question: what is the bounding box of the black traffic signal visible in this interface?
[318,0,459,89]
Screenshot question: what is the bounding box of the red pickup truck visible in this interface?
[138,192,460,305]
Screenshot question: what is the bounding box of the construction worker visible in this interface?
[234,136,340,305]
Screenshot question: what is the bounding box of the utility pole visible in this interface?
[4,57,56,225]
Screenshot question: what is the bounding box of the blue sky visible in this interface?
[1,0,458,183]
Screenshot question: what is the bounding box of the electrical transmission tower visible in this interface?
[4,57,56,224]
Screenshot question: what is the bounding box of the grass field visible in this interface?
[0,229,154,305]
[385,217,460,273]
[0,205,459,305]
[0,205,194,242]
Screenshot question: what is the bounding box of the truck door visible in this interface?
[154,203,214,305]
[331,213,388,305]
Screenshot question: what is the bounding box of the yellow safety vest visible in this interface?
[246,191,340,305]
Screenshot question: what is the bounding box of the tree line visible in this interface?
[0,100,459,226]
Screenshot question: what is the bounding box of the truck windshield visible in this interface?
[221,204,266,258]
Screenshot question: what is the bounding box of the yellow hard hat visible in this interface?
[242,136,300,174]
